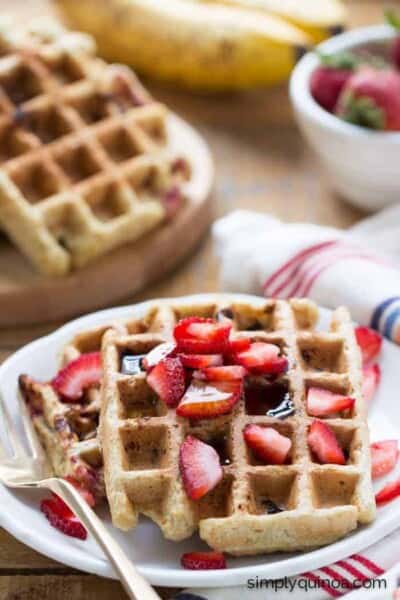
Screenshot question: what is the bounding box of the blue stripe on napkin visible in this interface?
[371,297,400,333]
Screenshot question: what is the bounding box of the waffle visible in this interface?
[19,325,107,500]
[100,297,376,555]
[0,17,188,276]
[18,307,175,502]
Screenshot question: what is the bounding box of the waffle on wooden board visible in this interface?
[20,296,376,555]
[0,17,189,276]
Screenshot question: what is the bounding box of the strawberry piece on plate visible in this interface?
[147,357,185,407]
[234,342,288,376]
[355,326,382,365]
[193,365,247,382]
[179,353,223,369]
[371,440,399,480]
[174,317,231,354]
[307,387,355,417]
[308,420,345,465]
[142,342,176,370]
[375,479,400,505]
[176,379,242,419]
[41,494,87,540]
[362,364,381,404]
[52,352,102,402]
[181,551,226,570]
[244,424,292,465]
[179,436,223,500]
[64,476,95,507]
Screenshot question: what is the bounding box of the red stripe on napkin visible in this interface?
[263,240,388,299]
[263,241,337,296]
[350,554,385,576]
[336,559,370,581]
[320,566,353,590]
[303,571,343,598]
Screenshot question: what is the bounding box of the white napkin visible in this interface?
[174,207,400,600]
[212,207,400,343]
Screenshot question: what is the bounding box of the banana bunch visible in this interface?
[55,0,346,91]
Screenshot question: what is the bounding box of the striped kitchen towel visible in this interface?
[174,529,400,599]
[212,207,400,344]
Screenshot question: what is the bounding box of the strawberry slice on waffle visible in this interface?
[307,387,355,417]
[234,342,288,376]
[147,357,186,407]
[177,379,242,419]
[308,420,346,465]
[52,352,102,402]
[244,425,292,465]
[179,435,223,500]
[174,317,231,354]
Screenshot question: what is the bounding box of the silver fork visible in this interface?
[0,391,161,600]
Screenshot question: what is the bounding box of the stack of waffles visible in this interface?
[0,17,188,276]
[20,296,376,555]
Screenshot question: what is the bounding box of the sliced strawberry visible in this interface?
[181,551,226,570]
[194,365,247,382]
[362,363,381,404]
[371,440,399,480]
[375,479,400,505]
[234,342,288,376]
[147,357,185,407]
[243,424,291,465]
[228,337,251,354]
[176,379,242,419]
[179,435,223,500]
[179,353,223,369]
[64,476,95,507]
[41,494,87,540]
[308,420,345,465]
[174,317,231,354]
[307,387,355,417]
[355,326,382,365]
[142,342,176,371]
[52,352,102,402]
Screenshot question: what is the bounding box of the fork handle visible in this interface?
[46,478,162,600]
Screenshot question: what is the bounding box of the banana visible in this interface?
[54,0,310,91]
[198,0,347,43]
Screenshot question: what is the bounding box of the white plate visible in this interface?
[1,293,399,589]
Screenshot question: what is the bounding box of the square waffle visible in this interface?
[100,297,376,555]
[0,17,187,276]
[18,306,176,503]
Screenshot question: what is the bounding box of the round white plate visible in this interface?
[0,293,399,588]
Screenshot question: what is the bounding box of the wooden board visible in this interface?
[0,114,214,326]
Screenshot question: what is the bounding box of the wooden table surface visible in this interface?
[0,0,392,598]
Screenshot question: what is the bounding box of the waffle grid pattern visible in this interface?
[0,19,185,275]
[100,298,376,555]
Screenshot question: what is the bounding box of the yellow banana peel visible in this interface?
[55,0,310,91]
[199,0,347,43]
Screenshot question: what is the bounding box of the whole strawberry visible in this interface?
[310,52,358,113]
[336,67,400,131]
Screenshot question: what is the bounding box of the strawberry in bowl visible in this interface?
[290,20,400,210]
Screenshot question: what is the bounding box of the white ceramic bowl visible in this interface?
[290,25,400,212]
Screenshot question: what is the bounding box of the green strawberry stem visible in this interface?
[338,93,386,130]
[385,9,400,30]
[317,50,359,70]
